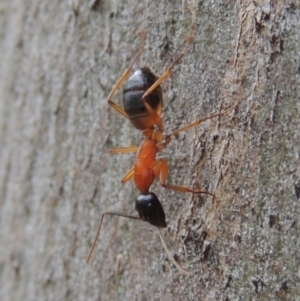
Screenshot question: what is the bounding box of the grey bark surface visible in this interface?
[0,0,299,300]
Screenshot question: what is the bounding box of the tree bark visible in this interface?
[0,0,299,300]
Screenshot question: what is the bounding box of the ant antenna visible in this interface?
[86,212,190,276]
[86,211,140,264]
[153,227,190,276]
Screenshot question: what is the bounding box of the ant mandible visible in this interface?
[86,48,233,269]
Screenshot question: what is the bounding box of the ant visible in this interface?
[87,48,234,273]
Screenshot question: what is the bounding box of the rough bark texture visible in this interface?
[0,0,299,300]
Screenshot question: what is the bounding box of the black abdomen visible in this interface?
[123,68,163,130]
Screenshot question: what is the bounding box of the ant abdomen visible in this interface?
[123,68,163,130]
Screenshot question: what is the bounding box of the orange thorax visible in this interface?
[134,139,157,193]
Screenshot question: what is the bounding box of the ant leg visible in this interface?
[152,159,217,200]
[141,52,185,130]
[167,106,235,138]
[141,99,164,130]
[142,53,184,99]
[156,135,171,152]
[86,211,140,263]
[142,21,196,101]
[107,48,144,118]
[109,148,136,183]
[154,227,190,276]
[121,166,134,183]
[109,146,139,154]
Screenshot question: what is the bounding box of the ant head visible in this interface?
[135,192,167,228]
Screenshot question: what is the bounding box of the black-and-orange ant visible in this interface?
[87,48,234,274]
